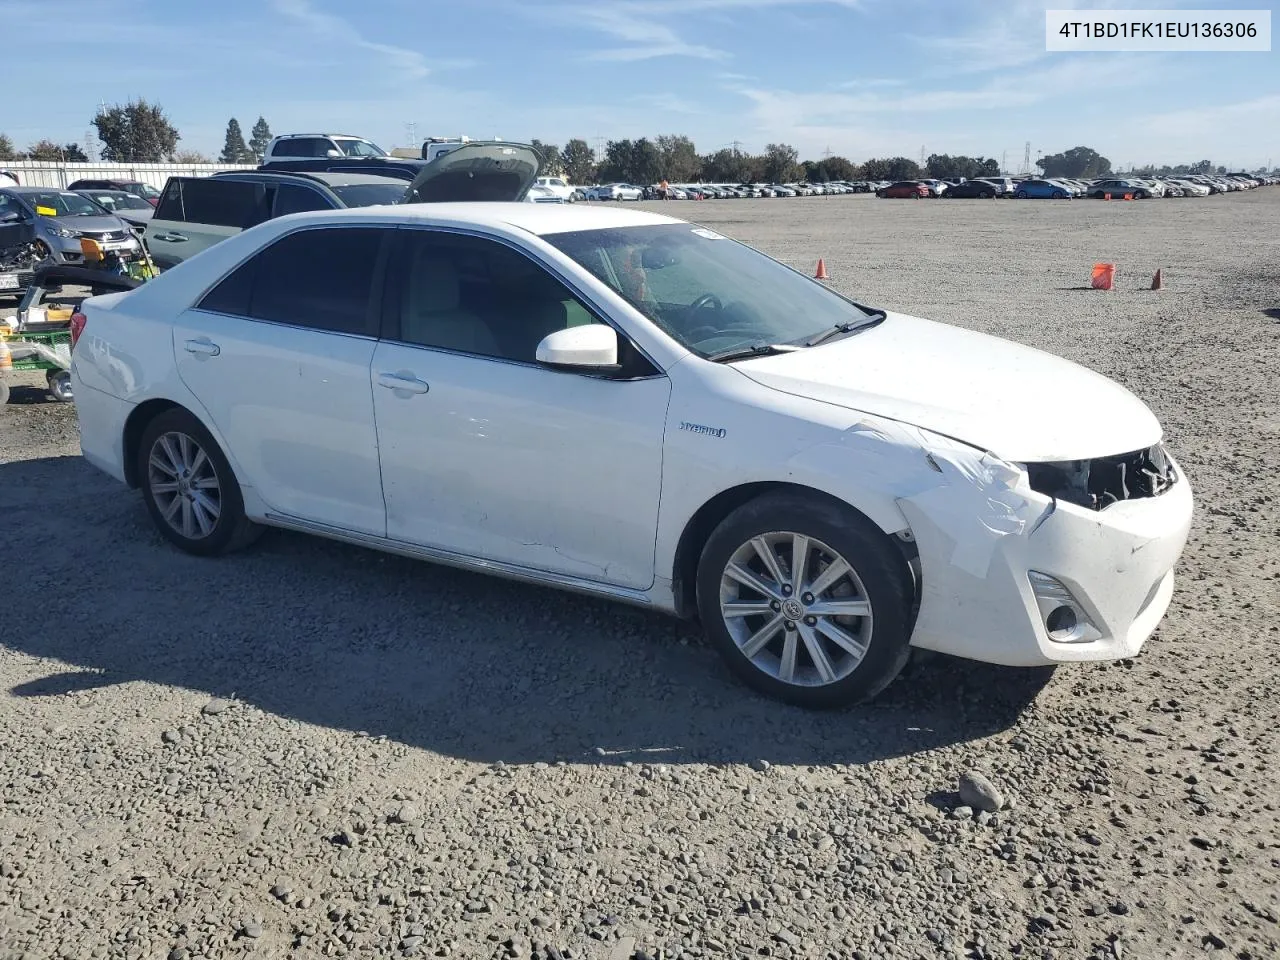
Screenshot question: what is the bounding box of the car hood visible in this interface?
[402,141,541,203]
[116,208,154,225]
[734,312,1161,462]
[45,214,128,233]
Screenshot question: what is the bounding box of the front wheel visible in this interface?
[138,407,262,556]
[1015,191,1027,199]
[696,493,913,708]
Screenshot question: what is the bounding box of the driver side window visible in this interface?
[388,231,605,363]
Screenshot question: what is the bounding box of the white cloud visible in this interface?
[270,0,470,80]
[556,0,863,61]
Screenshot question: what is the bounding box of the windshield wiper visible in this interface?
[803,309,887,347]
[706,342,800,363]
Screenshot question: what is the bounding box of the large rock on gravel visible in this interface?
[958,771,1005,812]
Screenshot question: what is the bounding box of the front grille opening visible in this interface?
[1027,444,1177,511]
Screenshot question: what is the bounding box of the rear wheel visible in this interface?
[696,493,913,708]
[137,407,262,556]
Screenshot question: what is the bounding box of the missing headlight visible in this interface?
[1026,444,1176,511]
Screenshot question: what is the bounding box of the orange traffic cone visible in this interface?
[1150,268,1163,290]
[814,258,829,280]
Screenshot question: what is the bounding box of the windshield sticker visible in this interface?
[690,228,726,240]
[35,205,58,217]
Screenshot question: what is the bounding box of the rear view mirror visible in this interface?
[536,324,618,370]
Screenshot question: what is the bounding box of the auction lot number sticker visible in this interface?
[1046,9,1271,51]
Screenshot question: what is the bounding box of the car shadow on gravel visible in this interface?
[1,456,1053,768]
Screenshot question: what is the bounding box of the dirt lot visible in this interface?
[2,192,1278,960]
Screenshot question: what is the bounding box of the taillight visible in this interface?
[70,311,87,349]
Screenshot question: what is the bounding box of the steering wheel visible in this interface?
[690,293,723,312]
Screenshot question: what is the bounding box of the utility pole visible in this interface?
[1001,150,1007,175]
[919,144,926,170]
[732,140,743,156]
[822,145,833,160]
[1021,141,1031,175]
[405,122,417,146]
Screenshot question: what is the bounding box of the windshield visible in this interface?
[28,192,105,217]
[128,182,161,199]
[335,138,386,157]
[331,183,406,207]
[543,223,878,358]
[84,192,151,211]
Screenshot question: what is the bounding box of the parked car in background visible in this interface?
[70,203,1193,709]
[535,176,577,201]
[264,133,388,161]
[941,180,999,199]
[919,179,948,197]
[877,181,930,199]
[1012,180,1072,199]
[0,187,142,265]
[74,189,156,233]
[65,177,163,207]
[1086,179,1155,199]
[593,183,643,201]
[525,185,566,204]
[1168,179,1210,197]
[975,177,1015,196]
[143,171,410,269]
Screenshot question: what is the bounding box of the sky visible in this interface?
[2,0,1277,171]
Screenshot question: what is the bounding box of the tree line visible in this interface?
[0,106,1266,182]
[0,99,272,166]
[527,137,1007,185]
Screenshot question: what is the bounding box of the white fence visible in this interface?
[0,161,257,190]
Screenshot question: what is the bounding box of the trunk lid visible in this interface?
[402,141,542,204]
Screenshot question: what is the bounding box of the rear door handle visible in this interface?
[377,372,430,395]
[153,232,188,242]
[184,338,220,357]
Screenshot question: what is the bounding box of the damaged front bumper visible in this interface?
[901,441,1193,667]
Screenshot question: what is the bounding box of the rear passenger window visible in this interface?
[154,179,267,228]
[272,184,332,217]
[199,228,384,335]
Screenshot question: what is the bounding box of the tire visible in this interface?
[137,407,262,556]
[46,369,73,402]
[876,190,885,198]
[696,492,913,709]
[1054,191,1067,199]
[1015,191,1027,199]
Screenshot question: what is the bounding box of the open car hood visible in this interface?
[402,141,542,203]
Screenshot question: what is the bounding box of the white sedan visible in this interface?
[69,202,1193,707]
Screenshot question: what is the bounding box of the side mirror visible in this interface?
[535,324,618,370]
[0,211,19,223]
[325,148,342,158]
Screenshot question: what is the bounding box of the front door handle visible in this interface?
[153,232,188,242]
[377,372,430,395]
[184,338,220,357]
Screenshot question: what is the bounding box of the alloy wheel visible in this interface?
[147,431,222,540]
[719,532,874,687]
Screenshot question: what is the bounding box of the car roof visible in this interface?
[4,186,78,194]
[216,171,405,187]
[260,201,682,237]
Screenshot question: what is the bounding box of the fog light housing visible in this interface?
[1028,571,1101,644]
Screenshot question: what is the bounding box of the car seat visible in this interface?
[402,253,499,356]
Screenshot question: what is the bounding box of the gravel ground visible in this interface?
[1,192,1278,960]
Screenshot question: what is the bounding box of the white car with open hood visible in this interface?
[69,159,1193,707]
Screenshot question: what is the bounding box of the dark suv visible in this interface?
[143,171,408,269]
